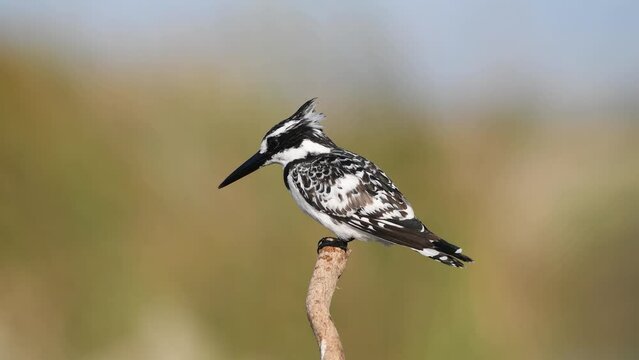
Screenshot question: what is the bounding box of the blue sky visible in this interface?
[1,0,637,117]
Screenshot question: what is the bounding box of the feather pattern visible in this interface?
[285,148,473,267]
[219,98,473,268]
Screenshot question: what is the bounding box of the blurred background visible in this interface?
[1,1,638,359]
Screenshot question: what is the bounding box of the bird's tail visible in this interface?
[415,237,473,268]
[385,218,474,267]
[336,215,473,267]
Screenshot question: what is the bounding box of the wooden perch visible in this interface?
[306,237,351,360]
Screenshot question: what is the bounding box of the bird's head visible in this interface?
[218,98,335,189]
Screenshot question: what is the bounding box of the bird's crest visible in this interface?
[258,98,333,156]
[289,98,325,129]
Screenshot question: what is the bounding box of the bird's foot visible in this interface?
[317,237,349,253]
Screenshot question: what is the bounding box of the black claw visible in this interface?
[317,237,349,253]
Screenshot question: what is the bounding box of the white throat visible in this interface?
[267,139,331,166]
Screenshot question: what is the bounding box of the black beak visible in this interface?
[218,152,268,189]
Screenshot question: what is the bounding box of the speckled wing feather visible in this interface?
[286,150,473,267]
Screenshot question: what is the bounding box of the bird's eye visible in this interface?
[268,137,280,149]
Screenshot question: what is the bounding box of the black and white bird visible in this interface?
[219,99,473,267]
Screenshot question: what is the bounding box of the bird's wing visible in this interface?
[288,151,472,267]
[288,151,411,218]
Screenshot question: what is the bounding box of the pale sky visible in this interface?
[1,0,637,118]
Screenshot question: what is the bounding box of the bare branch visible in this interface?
[306,238,350,360]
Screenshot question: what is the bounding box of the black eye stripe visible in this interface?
[268,137,279,148]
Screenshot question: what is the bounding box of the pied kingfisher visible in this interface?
[219,99,473,267]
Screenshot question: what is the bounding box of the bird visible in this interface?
[218,99,473,267]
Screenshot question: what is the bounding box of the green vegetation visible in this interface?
[1,45,637,360]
